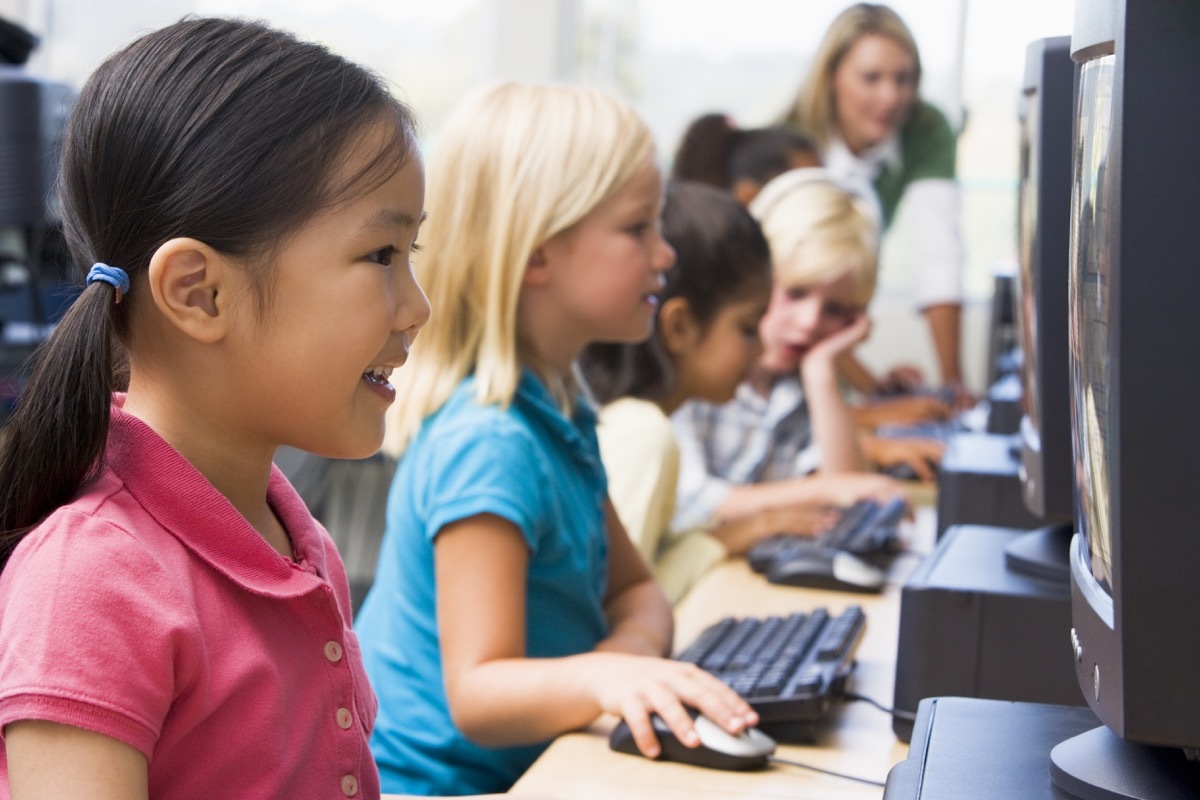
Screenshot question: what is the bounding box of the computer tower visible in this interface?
[892,525,1085,742]
[934,432,1042,538]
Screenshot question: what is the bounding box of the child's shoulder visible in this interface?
[600,397,674,444]
[21,469,179,558]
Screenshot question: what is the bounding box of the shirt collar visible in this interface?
[824,130,903,179]
[104,397,331,598]
[513,369,604,479]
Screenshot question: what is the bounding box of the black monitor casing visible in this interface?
[1015,36,1074,524]
[1063,0,1200,759]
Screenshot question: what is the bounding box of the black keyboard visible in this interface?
[874,418,968,442]
[675,606,866,742]
[748,498,906,572]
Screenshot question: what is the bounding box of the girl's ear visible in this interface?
[146,238,234,344]
[523,246,552,287]
[659,296,702,355]
[731,178,763,207]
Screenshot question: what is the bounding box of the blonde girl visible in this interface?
[357,83,757,796]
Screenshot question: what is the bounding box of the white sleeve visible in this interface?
[597,403,680,563]
[669,401,733,532]
[900,178,965,308]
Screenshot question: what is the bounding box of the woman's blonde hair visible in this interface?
[777,3,921,150]
[748,168,879,308]
[383,82,655,455]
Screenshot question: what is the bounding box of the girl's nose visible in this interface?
[652,234,676,273]
[396,270,431,334]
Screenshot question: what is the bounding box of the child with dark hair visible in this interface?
[581,181,837,602]
[672,112,820,206]
[671,169,911,535]
[0,17,437,798]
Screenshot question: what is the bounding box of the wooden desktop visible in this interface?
[506,503,936,799]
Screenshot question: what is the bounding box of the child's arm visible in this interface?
[835,351,882,395]
[709,504,840,554]
[433,511,757,760]
[5,720,149,800]
[853,393,952,429]
[596,499,673,657]
[802,312,872,472]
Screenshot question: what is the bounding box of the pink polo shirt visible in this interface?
[0,401,381,799]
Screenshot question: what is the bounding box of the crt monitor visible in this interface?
[1007,35,1076,582]
[1049,1,1200,798]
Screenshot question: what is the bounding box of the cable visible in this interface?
[844,690,918,722]
[767,754,886,787]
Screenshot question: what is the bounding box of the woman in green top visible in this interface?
[778,3,970,406]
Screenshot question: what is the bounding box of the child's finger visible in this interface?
[621,709,663,758]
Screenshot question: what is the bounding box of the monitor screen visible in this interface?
[1067,53,1115,593]
[1016,93,1041,437]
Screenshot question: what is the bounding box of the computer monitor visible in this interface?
[1049,1,1200,797]
[1005,36,1076,582]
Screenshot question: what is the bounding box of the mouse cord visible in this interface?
[766,755,886,787]
[843,691,918,722]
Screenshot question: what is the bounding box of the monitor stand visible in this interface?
[1003,521,1072,583]
[1050,725,1200,799]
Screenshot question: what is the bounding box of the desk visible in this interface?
[508,505,936,799]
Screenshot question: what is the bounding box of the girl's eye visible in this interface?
[411,241,424,254]
[786,288,809,301]
[368,245,397,266]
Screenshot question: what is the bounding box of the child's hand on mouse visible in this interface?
[586,654,758,759]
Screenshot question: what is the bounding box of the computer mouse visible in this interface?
[883,462,921,481]
[608,711,776,771]
[765,544,886,593]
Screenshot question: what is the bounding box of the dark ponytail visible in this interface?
[0,282,122,564]
[672,113,738,188]
[672,112,818,192]
[0,17,418,570]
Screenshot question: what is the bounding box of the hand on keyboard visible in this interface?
[746,498,905,591]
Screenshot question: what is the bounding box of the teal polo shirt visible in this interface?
[355,370,610,796]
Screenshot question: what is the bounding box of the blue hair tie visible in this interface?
[87,263,131,303]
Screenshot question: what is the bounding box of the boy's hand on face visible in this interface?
[803,312,871,367]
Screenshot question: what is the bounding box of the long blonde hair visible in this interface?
[383,82,654,456]
[777,3,922,150]
[749,168,879,308]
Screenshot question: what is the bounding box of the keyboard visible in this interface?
[746,499,905,593]
[675,606,866,742]
[748,497,906,569]
[874,418,969,442]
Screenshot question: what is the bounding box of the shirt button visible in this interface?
[324,641,344,663]
[341,774,359,796]
[336,707,353,729]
